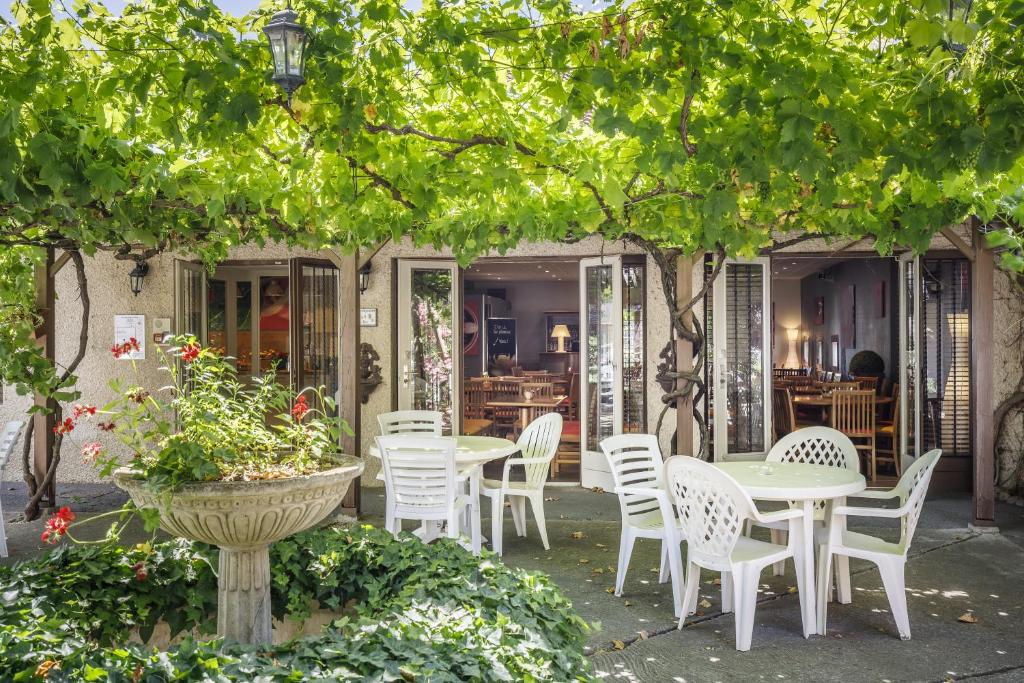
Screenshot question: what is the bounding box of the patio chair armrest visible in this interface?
[850,488,902,501]
[501,457,552,486]
[832,504,905,519]
[752,508,803,526]
[612,485,667,501]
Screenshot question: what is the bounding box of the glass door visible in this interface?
[174,260,207,341]
[289,258,340,399]
[712,257,772,461]
[899,252,922,467]
[579,257,621,488]
[397,260,460,433]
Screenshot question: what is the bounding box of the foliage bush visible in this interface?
[0,525,591,682]
[847,350,886,377]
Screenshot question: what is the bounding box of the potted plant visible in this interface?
[77,335,362,644]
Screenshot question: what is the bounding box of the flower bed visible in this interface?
[0,525,591,681]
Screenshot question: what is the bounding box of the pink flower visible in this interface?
[41,507,75,544]
[80,442,102,464]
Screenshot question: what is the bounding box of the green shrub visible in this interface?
[0,525,591,682]
[848,350,885,377]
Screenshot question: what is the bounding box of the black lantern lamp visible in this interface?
[359,261,372,294]
[263,2,308,107]
[129,261,149,297]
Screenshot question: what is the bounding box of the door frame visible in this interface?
[898,252,923,468]
[396,259,462,430]
[712,256,773,461]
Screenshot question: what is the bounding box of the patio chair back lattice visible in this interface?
[665,456,807,651]
[377,410,443,436]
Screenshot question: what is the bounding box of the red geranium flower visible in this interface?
[181,342,201,363]
[112,337,141,359]
[98,421,116,432]
[40,507,75,544]
[71,404,97,420]
[291,395,309,421]
[132,561,148,582]
[52,417,75,435]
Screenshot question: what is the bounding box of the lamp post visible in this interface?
[263,2,308,107]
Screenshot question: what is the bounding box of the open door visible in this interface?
[397,260,461,433]
[289,258,341,398]
[174,260,207,341]
[712,257,772,461]
[899,252,922,469]
[579,256,622,488]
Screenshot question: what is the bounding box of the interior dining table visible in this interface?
[486,396,567,426]
[791,393,893,423]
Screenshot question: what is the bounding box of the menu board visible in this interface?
[486,317,517,363]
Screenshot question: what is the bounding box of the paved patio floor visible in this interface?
[3,481,1023,682]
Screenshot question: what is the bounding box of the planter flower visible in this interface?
[75,335,363,644]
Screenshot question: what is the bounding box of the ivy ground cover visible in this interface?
[0,525,590,681]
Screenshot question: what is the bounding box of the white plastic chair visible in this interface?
[600,434,685,616]
[754,427,860,577]
[816,448,943,640]
[665,456,808,651]
[377,410,443,436]
[376,435,481,554]
[0,421,24,557]
[481,412,561,555]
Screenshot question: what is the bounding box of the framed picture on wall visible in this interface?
[814,297,825,325]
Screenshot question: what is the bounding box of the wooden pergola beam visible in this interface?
[358,239,391,271]
[32,248,56,507]
[338,250,362,514]
[675,252,700,456]
[970,220,995,527]
[942,226,976,262]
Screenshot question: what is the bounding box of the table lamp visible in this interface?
[551,324,571,353]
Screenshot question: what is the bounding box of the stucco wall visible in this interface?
[993,269,1024,490]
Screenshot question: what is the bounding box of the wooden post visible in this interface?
[971,227,996,527]
[32,248,56,507]
[675,253,696,456]
[339,251,362,513]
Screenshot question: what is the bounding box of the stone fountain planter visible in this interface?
[113,456,363,645]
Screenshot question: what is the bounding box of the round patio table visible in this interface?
[714,461,866,638]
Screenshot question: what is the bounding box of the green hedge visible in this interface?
[0,525,591,681]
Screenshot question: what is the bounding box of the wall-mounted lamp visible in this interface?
[359,261,372,294]
[129,261,149,297]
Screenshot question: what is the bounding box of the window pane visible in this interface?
[259,276,290,373]
[622,264,645,433]
[725,264,765,453]
[236,281,253,375]
[207,279,226,356]
[409,268,455,429]
[585,264,614,446]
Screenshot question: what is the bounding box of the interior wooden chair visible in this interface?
[521,382,554,399]
[771,387,813,441]
[830,390,877,479]
[464,382,490,419]
[875,383,902,477]
[853,376,879,393]
[551,381,592,479]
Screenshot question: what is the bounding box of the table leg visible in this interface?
[520,407,530,428]
[798,499,817,637]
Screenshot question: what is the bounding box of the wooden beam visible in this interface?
[48,251,71,277]
[941,226,976,262]
[358,238,391,271]
[338,250,362,513]
[32,249,56,507]
[675,252,697,455]
[971,223,995,527]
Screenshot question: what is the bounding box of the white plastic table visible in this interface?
[714,461,866,637]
